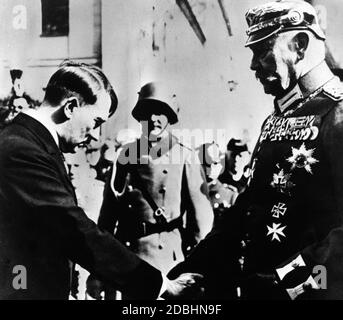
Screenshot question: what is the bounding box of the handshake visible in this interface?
[86,272,205,300]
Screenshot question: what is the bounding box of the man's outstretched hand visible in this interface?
[162,273,204,299]
[86,272,204,300]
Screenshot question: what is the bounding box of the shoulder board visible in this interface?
[322,78,343,101]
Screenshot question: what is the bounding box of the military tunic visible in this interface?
[98,133,214,276]
[169,62,343,300]
[234,62,343,299]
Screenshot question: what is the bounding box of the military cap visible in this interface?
[245,0,325,47]
[10,69,23,83]
[227,138,248,153]
[132,82,179,124]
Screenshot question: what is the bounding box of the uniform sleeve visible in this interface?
[1,141,162,299]
[183,150,214,242]
[275,104,343,299]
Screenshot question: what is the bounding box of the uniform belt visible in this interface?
[119,216,183,240]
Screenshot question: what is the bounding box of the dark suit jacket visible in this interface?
[0,113,162,300]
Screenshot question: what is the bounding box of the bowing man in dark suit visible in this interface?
[0,61,202,300]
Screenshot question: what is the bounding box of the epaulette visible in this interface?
[322,77,343,101]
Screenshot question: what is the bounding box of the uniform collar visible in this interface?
[275,84,304,114]
[208,179,218,187]
[275,61,335,114]
[139,132,177,159]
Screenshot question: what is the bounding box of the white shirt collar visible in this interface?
[22,109,59,147]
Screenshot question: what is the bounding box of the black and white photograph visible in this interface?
[1,0,343,308]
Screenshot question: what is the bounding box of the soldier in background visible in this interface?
[87,82,213,299]
[198,142,238,228]
[0,69,39,126]
[218,138,250,193]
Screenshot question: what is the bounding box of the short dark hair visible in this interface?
[43,60,118,117]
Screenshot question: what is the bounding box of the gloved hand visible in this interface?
[86,275,105,300]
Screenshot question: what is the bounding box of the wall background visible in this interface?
[1,0,341,150]
[101,0,273,150]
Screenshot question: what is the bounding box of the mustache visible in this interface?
[150,121,162,129]
[255,71,269,80]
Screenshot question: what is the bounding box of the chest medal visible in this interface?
[287,143,318,174]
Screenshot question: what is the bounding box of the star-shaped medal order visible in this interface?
[267,223,286,242]
[287,143,318,174]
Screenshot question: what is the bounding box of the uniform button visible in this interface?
[128,204,132,209]
[125,242,131,247]
[239,256,245,269]
[163,169,168,174]
[246,211,251,216]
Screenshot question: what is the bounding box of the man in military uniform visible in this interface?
[0,69,39,127]
[169,0,343,300]
[218,138,250,193]
[88,82,213,299]
[198,142,238,228]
